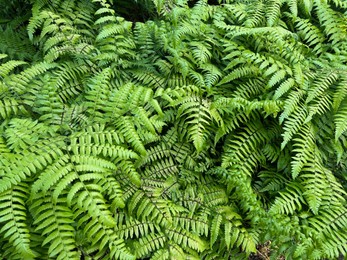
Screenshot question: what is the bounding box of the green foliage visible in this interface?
[1,0,347,259]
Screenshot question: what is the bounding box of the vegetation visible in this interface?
[1,0,347,259]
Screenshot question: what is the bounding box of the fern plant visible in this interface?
[1,0,347,259]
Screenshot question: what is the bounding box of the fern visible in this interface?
[0,183,35,259]
[1,0,347,259]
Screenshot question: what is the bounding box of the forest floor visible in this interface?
[249,242,284,260]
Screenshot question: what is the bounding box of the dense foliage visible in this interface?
[1,0,347,259]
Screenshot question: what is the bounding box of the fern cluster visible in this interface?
[1,0,347,259]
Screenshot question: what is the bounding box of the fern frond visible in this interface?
[166,226,207,252]
[210,214,222,247]
[0,60,26,77]
[222,120,267,176]
[281,106,307,149]
[30,194,79,260]
[293,17,325,55]
[134,232,167,258]
[291,124,315,179]
[116,117,147,156]
[0,183,35,259]
[116,213,158,240]
[334,99,347,141]
[265,0,282,26]
[189,41,212,65]
[176,95,213,152]
[270,182,305,215]
[315,2,347,50]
